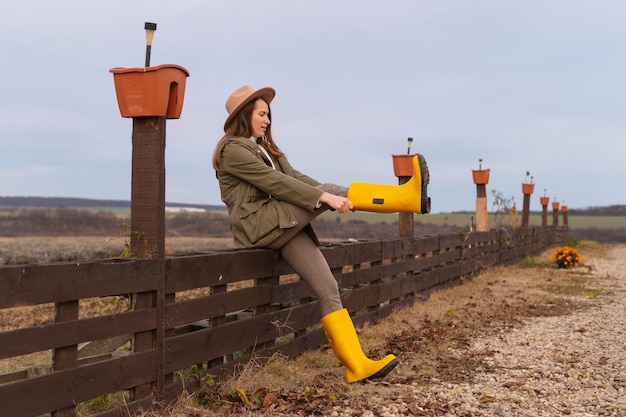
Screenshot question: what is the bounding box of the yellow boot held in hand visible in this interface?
[320,308,398,384]
[347,154,431,214]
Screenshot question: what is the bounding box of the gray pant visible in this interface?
[268,183,348,316]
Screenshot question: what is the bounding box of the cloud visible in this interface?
[1,1,625,211]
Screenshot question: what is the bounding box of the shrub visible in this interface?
[550,246,582,269]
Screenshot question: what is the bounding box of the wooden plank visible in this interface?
[436,248,462,265]
[0,259,158,308]
[165,285,274,329]
[321,241,382,269]
[0,308,155,360]
[165,249,276,292]
[418,253,445,270]
[412,235,440,254]
[440,264,463,285]
[186,324,327,389]
[438,233,463,251]
[271,280,317,308]
[385,274,419,301]
[341,285,382,312]
[380,238,413,260]
[338,266,382,288]
[164,304,318,374]
[410,270,442,293]
[464,232,488,245]
[0,351,157,417]
[459,259,478,276]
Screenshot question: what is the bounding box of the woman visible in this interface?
[212,85,399,383]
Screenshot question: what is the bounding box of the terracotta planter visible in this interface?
[552,202,560,210]
[110,64,190,119]
[539,196,550,206]
[472,169,490,185]
[522,183,535,195]
[392,154,417,177]
[561,205,568,213]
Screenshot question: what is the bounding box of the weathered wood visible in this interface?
[0,259,158,308]
[165,286,273,329]
[78,334,132,359]
[272,280,317,308]
[398,176,414,237]
[52,300,79,417]
[164,304,319,374]
[1,351,157,417]
[321,240,382,269]
[130,117,166,260]
[129,117,168,403]
[165,249,276,292]
[0,308,155,360]
[380,238,414,260]
[413,235,440,254]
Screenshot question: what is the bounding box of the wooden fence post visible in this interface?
[540,196,549,228]
[130,117,167,403]
[472,166,490,232]
[111,51,189,407]
[521,183,534,227]
[552,201,560,227]
[561,205,569,228]
[51,300,79,417]
[392,153,416,237]
[398,175,414,237]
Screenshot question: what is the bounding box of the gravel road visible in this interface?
[364,245,626,417]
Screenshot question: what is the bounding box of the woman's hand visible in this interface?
[320,192,354,214]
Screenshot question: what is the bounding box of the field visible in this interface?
[0,236,237,265]
[319,211,626,230]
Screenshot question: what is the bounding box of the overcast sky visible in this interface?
[2,1,625,213]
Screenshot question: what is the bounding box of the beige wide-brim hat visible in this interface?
[224,85,276,131]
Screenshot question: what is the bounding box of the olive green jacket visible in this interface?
[217,137,323,248]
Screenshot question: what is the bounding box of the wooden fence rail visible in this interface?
[0,227,565,417]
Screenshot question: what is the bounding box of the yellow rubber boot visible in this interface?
[347,154,431,214]
[320,308,398,384]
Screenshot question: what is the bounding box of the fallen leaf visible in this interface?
[479,395,496,404]
[234,388,249,406]
[262,392,277,408]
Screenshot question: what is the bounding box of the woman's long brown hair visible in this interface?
[212,98,284,170]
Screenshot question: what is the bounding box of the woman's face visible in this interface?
[251,98,271,138]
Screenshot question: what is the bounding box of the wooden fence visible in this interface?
[0,226,565,417]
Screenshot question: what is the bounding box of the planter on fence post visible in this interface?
[392,153,417,237]
[110,61,189,405]
[540,195,550,227]
[552,201,560,226]
[472,162,490,232]
[561,205,569,228]
[521,182,534,228]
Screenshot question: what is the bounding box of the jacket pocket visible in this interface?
[237,198,296,246]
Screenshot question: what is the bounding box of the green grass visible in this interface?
[318,211,626,230]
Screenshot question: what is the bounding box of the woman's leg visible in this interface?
[268,183,347,250]
[280,231,399,383]
[278,231,343,316]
